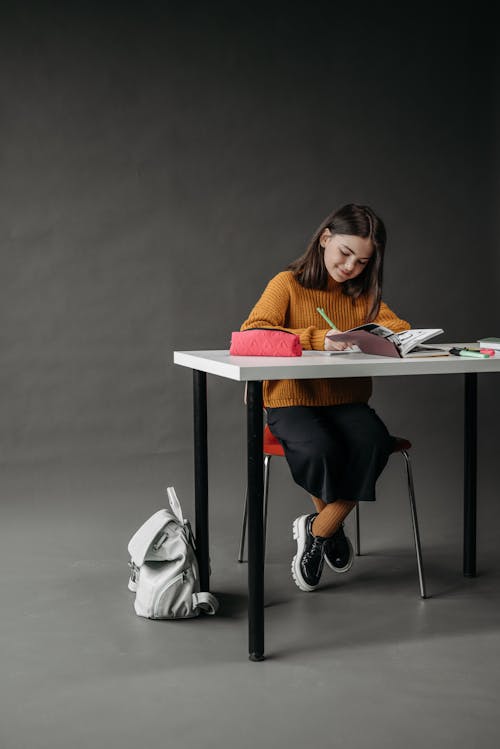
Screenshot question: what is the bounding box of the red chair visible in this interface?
[238,425,427,598]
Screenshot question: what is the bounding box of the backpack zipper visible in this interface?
[153,571,187,618]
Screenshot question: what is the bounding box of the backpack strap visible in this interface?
[166,486,184,524]
[192,592,219,615]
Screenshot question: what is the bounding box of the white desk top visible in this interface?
[174,346,500,382]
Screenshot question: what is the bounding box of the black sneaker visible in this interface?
[324,523,354,574]
[291,514,327,591]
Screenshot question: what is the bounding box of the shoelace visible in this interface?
[303,536,325,565]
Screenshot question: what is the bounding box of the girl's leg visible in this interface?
[266,406,347,504]
[310,495,326,514]
[266,404,393,590]
[311,495,356,537]
[312,499,356,537]
[322,403,394,504]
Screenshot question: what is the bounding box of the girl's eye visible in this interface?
[341,250,349,256]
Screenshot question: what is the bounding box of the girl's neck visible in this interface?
[327,274,342,291]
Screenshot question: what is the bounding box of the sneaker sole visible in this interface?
[291,516,318,592]
[324,536,354,574]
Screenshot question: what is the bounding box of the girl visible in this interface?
[240,203,410,592]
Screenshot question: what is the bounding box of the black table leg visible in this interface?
[193,370,210,591]
[464,373,477,577]
[246,381,265,661]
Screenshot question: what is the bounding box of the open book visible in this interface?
[326,324,445,358]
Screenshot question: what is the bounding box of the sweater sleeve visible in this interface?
[372,300,411,333]
[240,273,327,350]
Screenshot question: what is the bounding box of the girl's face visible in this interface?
[320,230,373,283]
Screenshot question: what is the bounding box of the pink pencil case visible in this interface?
[230,328,302,357]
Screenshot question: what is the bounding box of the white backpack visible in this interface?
[127,486,219,619]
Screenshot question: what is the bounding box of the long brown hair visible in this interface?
[288,203,386,321]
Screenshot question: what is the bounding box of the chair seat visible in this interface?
[264,425,412,457]
[263,425,285,456]
[392,436,412,452]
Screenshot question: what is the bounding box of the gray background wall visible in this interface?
[0,1,498,514]
[2,7,499,745]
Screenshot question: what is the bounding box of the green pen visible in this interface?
[316,307,337,330]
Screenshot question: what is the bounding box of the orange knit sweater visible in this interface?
[241,271,410,408]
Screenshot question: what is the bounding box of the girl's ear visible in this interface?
[319,229,332,248]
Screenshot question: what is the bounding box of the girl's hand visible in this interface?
[324,329,350,351]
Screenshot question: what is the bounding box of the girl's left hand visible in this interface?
[324,329,349,351]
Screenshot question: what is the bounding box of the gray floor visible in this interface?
[1,451,500,749]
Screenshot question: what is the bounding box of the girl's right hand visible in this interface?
[324,329,350,351]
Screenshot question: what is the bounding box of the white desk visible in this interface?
[174,346,500,661]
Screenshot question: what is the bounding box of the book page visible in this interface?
[403,345,450,358]
[395,329,444,356]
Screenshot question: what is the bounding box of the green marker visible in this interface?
[449,347,489,359]
[316,307,337,330]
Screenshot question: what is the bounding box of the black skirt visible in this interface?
[266,403,395,504]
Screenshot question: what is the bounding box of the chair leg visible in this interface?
[238,455,272,563]
[401,449,427,599]
[263,455,271,558]
[354,502,361,555]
